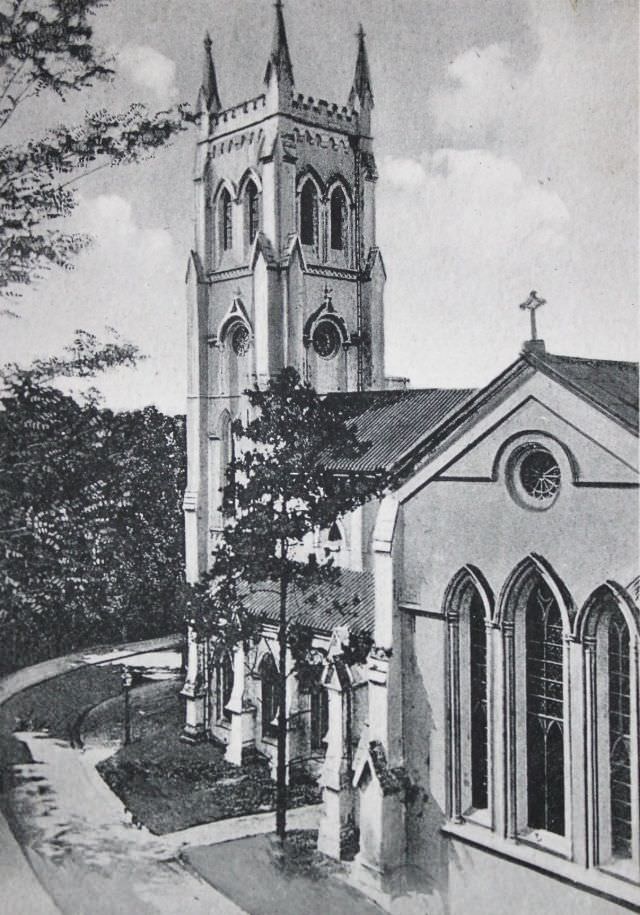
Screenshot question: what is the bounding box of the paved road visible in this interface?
[0,636,247,915]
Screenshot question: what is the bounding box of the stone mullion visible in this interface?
[503,621,517,839]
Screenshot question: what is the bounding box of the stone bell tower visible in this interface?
[183,3,386,584]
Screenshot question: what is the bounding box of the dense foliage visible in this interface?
[186,367,387,839]
[0,0,194,301]
[0,334,186,673]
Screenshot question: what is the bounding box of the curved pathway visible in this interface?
[0,636,250,915]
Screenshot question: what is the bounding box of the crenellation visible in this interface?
[211,94,267,133]
[291,92,359,127]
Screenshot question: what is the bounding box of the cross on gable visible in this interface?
[518,290,546,341]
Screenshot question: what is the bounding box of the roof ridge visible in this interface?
[539,351,639,370]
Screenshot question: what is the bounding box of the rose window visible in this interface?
[230,323,250,356]
[509,444,561,510]
[312,321,341,359]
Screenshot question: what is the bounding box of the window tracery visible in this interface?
[525,579,565,835]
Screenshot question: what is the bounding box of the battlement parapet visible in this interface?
[211,95,267,132]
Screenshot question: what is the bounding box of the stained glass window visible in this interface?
[609,612,632,858]
[470,589,488,810]
[526,579,565,835]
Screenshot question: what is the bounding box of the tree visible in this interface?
[187,368,387,842]
[0,331,186,671]
[0,0,194,301]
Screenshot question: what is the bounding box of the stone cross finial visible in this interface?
[518,290,546,341]
[323,282,333,309]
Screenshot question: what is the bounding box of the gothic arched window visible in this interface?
[470,589,488,811]
[300,180,318,247]
[608,612,632,859]
[260,653,279,739]
[246,180,259,245]
[526,578,565,835]
[220,187,233,251]
[330,186,347,251]
[216,652,234,722]
[445,569,491,821]
[310,679,329,752]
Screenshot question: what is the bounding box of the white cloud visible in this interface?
[1,194,186,414]
[118,45,178,104]
[378,149,571,387]
[429,44,518,145]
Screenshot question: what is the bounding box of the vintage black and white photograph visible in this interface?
[0,1,638,913]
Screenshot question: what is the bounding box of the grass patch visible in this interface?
[268,829,343,881]
[90,680,321,835]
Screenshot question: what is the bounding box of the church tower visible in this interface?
[184,4,386,582]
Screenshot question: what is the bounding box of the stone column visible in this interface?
[181,625,207,742]
[351,496,406,904]
[447,613,462,823]
[225,643,257,764]
[502,620,517,839]
[318,659,354,859]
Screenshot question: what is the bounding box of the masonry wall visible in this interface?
[394,393,639,913]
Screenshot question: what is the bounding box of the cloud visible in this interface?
[429,44,518,145]
[1,194,186,414]
[377,149,571,387]
[118,45,178,104]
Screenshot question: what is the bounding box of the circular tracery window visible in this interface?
[509,444,561,509]
[312,320,341,359]
[230,323,250,356]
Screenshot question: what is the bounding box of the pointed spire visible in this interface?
[202,31,221,112]
[264,0,294,86]
[349,24,373,109]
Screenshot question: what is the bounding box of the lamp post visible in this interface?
[122,666,133,746]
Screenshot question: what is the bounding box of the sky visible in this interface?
[1,0,638,414]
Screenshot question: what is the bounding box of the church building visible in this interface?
[181,6,639,913]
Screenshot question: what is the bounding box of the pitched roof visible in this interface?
[526,350,639,433]
[324,388,475,473]
[323,349,638,475]
[243,568,375,635]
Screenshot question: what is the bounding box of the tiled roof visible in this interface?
[324,388,475,473]
[243,568,375,635]
[528,351,639,433]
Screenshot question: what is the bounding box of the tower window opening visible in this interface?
[220,188,233,251]
[300,180,318,247]
[330,187,347,251]
[247,181,259,244]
